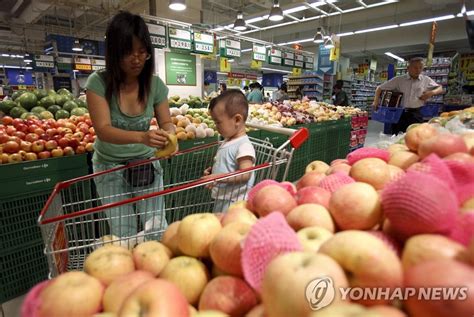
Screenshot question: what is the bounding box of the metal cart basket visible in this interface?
[38,124,308,277]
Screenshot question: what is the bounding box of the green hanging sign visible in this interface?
[283,51,295,67]
[268,48,282,65]
[219,39,241,58]
[147,23,167,49]
[168,27,192,51]
[252,43,266,62]
[193,32,214,54]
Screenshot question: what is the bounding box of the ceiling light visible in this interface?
[324,37,334,49]
[354,24,398,34]
[246,16,267,24]
[269,0,284,22]
[399,15,455,27]
[313,27,325,43]
[337,31,354,37]
[261,67,292,74]
[169,0,186,11]
[233,11,247,31]
[385,52,405,62]
[283,5,307,15]
[72,39,83,52]
[2,53,10,57]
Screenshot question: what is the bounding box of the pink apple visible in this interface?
[305,160,330,174]
[405,123,438,152]
[160,256,210,305]
[221,206,257,227]
[329,182,382,230]
[102,270,154,314]
[119,279,190,317]
[161,221,182,256]
[132,241,171,276]
[350,158,390,190]
[84,245,135,285]
[404,259,474,317]
[199,276,258,316]
[418,133,468,159]
[37,271,103,317]
[319,230,403,306]
[177,213,222,258]
[297,226,333,253]
[209,222,251,277]
[401,234,468,270]
[294,186,331,208]
[251,185,297,217]
[286,204,335,232]
[326,163,351,176]
[261,252,349,317]
[296,171,326,190]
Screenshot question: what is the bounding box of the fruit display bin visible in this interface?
[0,241,49,304]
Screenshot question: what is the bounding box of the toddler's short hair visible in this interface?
[209,89,249,120]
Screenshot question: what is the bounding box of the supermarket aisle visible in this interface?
[2,295,24,317]
[365,120,385,147]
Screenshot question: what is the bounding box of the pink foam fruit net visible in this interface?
[241,212,302,293]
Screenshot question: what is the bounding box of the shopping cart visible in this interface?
[38,124,308,277]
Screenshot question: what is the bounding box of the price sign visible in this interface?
[193,32,214,54]
[252,43,267,62]
[168,27,192,51]
[147,23,167,49]
[219,39,241,58]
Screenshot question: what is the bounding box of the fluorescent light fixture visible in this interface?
[72,39,83,52]
[241,48,252,52]
[283,5,307,15]
[354,24,398,34]
[246,16,266,24]
[458,10,474,17]
[367,0,399,8]
[385,52,405,62]
[261,67,292,74]
[269,0,284,21]
[1,65,32,70]
[2,53,10,57]
[313,27,324,43]
[211,27,225,31]
[324,37,335,49]
[233,11,247,31]
[337,31,354,37]
[216,72,227,75]
[169,0,186,11]
[400,15,455,27]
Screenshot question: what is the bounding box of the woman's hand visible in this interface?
[141,129,169,148]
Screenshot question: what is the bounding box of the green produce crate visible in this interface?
[0,241,49,303]
[178,136,218,151]
[0,154,87,181]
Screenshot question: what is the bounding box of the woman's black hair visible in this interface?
[104,11,154,104]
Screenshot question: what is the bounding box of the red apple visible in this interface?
[27,124,39,133]
[51,148,64,157]
[63,146,75,156]
[25,133,39,143]
[0,132,9,143]
[199,276,258,316]
[8,136,21,145]
[83,134,94,143]
[52,134,62,142]
[45,140,58,151]
[34,127,45,136]
[3,141,20,154]
[1,116,13,125]
[75,145,86,154]
[295,186,331,208]
[85,142,94,152]
[6,125,16,135]
[119,279,190,317]
[38,151,51,159]
[252,185,297,217]
[64,122,77,132]
[89,127,95,135]
[24,152,38,161]
[296,171,326,189]
[20,141,32,152]
[0,153,9,164]
[57,137,70,148]
[12,118,23,127]
[73,131,85,141]
[16,123,28,133]
[45,128,58,137]
[8,153,22,163]
[56,119,67,127]
[31,140,45,153]
[404,260,474,317]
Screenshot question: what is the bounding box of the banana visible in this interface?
[155,132,178,158]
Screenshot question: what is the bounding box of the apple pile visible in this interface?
[0,114,95,164]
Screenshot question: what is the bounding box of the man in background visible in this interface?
[372,57,444,134]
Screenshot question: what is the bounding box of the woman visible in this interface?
[333,82,349,106]
[247,82,264,104]
[274,83,289,102]
[86,11,174,240]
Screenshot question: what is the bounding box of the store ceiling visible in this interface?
[0,0,471,71]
